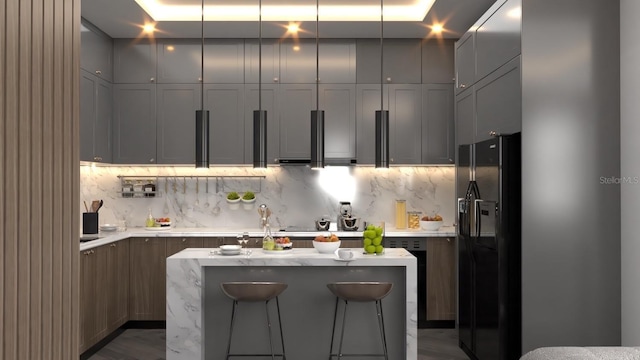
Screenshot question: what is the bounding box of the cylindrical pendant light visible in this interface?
[310,0,325,169]
[195,0,209,168]
[253,0,268,168]
[375,0,389,168]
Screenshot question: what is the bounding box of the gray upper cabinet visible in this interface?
[205,84,246,164]
[319,84,356,159]
[204,40,245,84]
[114,39,157,84]
[388,84,422,164]
[156,85,201,164]
[319,40,357,84]
[454,31,475,94]
[157,39,201,84]
[422,84,454,164]
[278,84,316,159]
[244,84,280,164]
[475,56,521,142]
[80,70,112,163]
[245,39,280,84]
[80,21,113,82]
[455,86,475,146]
[112,84,157,164]
[475,0,521,81]
[356,39,422,84]
[356,84,387,165]
[280,39,316,84]
[422,39,455,84]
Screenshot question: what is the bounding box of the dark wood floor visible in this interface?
[87,328,468,360]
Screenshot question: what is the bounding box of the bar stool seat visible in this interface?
[220,282,288,360]
[327,282,393,360]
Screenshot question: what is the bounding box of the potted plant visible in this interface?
[241,191,256,210]
[226,192,241,210]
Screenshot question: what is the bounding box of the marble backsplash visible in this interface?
[80,165,455,231]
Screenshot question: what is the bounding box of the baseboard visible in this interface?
[80,320,166,359]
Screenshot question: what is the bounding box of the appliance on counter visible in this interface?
[337,201,359,231]
[457,133,521,360]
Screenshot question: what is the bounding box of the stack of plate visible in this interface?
[99,224,118,232]
[219,245,242,256]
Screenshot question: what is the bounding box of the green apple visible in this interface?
[372,236,382,246]
[363,238,372,247]
[375,245,384,254]
[365,245,376,254]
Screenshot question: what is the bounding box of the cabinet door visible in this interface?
[94,246,110,340]
[80,71,97,162]
[356,39,381,84]
[80,71,112,163]
[422,84,454,164]
[106,241,129,332]
[129,237,167,321]
[319,40,356,84]
[244,84,280,164]
[319,84,356,159]
[79,250,97,353]
[355,84,387,165]
[475,0,521,81]
[475,56,521,142]
[203,237,224,248]
[278,84,316,159]
[356,39,422,84]
[422,39,455,84]
[167,237,203,257]
[204,39,245,84]
[114,38,157,84]
[245,39,280,84]
[157,39,202,83]
[388,84,422,164]
[81,21,113,82]
[426,238,456,321]
[205,84,246,164]
[94,78,113,163]
[112,84,157,164]
[156,84,201,164]
[455,87,475,146]
[280,39,316,84]
[455,31,475,94]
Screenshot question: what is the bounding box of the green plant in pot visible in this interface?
[226,191,240,202]
[241,191,255,202]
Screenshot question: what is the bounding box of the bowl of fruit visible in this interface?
[313,234,340,254]
[363,222,384,255]
[155,217,172,227]
[420,214,443,231]
[274,237,292,251]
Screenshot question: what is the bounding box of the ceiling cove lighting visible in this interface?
[310,0,324,170]
[375,0,389,169]
[253,0,268,169]
[134,0,436,22]
[195,0,209,168]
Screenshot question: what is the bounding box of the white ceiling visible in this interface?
[81,0,496,39]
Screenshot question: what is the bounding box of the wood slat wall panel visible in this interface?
[2,0,79,359]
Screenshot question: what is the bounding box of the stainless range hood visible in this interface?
[277,158,356,166]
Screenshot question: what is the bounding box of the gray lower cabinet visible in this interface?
[245,39,280,84]
[388,84,422,164]
[205,84,246,164]
[114,38,157,84]
[475,0,521,81]
[244,84,280,164]
[113,84,157,164]
[455,31,475,94]
[278,84,316,159]
[80,20,113,82]
[474,56,521,142]
[355,84,388,165]
[455,86,475,146]
[422,84,454,164]
[157,39,202,84]
[319,84,356,159]
[80,70,112,163]
[156,84,201,164]
[356,39,422,84]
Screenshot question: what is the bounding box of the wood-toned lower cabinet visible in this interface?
[426,237,456,320]
[106,241,129,331]
[80,248,99,353]
[129,237,167,321]
[167,237,203,257]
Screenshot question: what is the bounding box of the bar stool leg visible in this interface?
[275,296,287,360]
[328,297,339,360]
[225,300,238,360]
[265,300,276,360]
[337,300,349,358]
[375,300,389,360]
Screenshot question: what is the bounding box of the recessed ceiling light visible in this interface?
[143,23,155,33]
[431,23,443,33]
[166,45,175,51]
[287,23,300,33]
[134,0,437,22]
[293,45,300,51]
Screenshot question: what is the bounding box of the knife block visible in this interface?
[83,213,99,234]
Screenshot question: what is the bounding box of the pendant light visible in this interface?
[253,0,268,168]
[375,0,390,168]
[195,0,209,168]
[310,0,325,169]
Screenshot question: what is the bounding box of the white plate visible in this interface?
[220,245,242,251]
[211,250,241,256]
[333,257,356,262]
[100,224,118,232]
[145,226,172,231]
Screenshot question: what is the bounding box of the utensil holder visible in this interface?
[83,213,99,234]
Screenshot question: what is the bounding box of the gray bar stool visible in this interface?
[220,282,288,360]
[326,282,393,360]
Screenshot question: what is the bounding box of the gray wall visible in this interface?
[621,0,640,346]
[521,0,620,352]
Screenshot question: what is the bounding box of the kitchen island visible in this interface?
[166,247,418,360]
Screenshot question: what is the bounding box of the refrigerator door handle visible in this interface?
[457,197,466,236]
[474,199,483,238]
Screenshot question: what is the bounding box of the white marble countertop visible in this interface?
[80,226,456,251]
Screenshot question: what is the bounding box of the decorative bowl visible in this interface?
[420,220,443,231]
[313,240,341,254]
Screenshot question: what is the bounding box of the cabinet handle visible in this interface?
[150,77,155,82]
[489,131,498,137]
[111,243,116,247]
[390,158,395,162]
[90,250,94,254]
[459,83,466,89]
[145,238,149,242]
[273,77,279,83]
[149,158,155,163]
[449,158,454,163]
[182,238,186,242]
[198,77,203,82]
[95,70,102,75]
[93,156,102,162]
[386,77,392,83]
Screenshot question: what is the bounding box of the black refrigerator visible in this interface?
[457,133,521,360]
